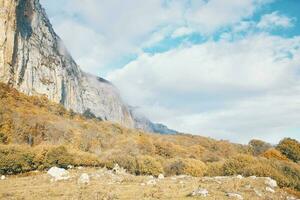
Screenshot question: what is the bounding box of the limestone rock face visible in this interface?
[0,0,134,127]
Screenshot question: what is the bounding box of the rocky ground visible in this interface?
[0,166,299,200]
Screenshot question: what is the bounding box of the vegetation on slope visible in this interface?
[0,83,299,191]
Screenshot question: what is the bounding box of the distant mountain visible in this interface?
[0,0,176,134]
[130,108,178,134]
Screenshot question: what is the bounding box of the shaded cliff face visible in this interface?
[0,0,134,127]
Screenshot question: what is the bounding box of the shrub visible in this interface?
[261,148,289,161]
[222,154,300,191]
[248,139,272,156]
[136,155,163,176]
[102,154,138,174]
[222,154,256,175]
[0,145,36,174]
[205,161,224,176]
[276,138,300,162]
[164,158,207,177]
[42,146,74,169]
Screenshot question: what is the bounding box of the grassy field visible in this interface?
[0,167,299,200]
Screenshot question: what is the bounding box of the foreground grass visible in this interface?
[0,167,299,200]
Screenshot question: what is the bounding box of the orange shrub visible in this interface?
[261,148,289,161]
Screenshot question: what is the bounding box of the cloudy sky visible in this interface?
[41,0,300,144]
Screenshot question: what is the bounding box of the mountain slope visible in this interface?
[0,82,299,193]
[0,0,134,127]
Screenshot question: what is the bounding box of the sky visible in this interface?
[40,0,300,144]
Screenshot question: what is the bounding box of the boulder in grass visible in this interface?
[78,173,90,185]
[265,177,277,188]
[47,167,70,181]
[226,193,243,200]
[0,175,5,180]
[190,188,209,197]
[158,174,164,180]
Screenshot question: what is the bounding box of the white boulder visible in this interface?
[190,188,209,197]
[227,193,243,200]
[266,187,275,193]
[78,173,90,185]
[236,175,243,179]
[47,167,70,181]
[0,175,5,180]
[147,179,157,186]
[265,177,277,188]
[158,174,164,180]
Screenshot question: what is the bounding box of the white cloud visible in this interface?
[171,27,194,38]
[257,12,295,30]
[185,0,271,34]
[108,34,300,143]
[41,0,273,73]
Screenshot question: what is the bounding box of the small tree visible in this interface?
[276,138,300,162]
[248,139,272,156]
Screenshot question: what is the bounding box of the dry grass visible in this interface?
[0,167,299,200]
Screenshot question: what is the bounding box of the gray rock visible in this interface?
[158,174,164,180]
[236,175,243,179]
[265,177,277,188]
[226,193,243,200]
[146,179,157,186]
[47,167,70,181]
[266,187,275,193]
[78,173,90,184]
[190,188,209,197]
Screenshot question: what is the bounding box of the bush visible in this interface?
[261,148,289,161]
[0,145,36,174]
[276,138,300,162]
[136,155,163,176]
[205,161,224,176]
[164,158,207,177]
[222,154,300,191]
[248,139,272,156]
[42,146,74,169]
[0,145,102,174]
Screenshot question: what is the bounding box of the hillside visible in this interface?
[0,83,300,199]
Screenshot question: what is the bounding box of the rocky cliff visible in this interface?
[0,0,134,127]
[0,0,176,133]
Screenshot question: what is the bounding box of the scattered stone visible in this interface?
[265,177,277,188]
[226,193,243,200]
[171,177,177,180]
[158,174,164,180]
[77,166,83,170]
[266,187,275,193]
[47,167,70,181]
[0,175,5,180]
[146,179,157,186]
[112,164,126,175]
[67,165,74,169]
[78,173,90,184]
[236,175,243,179]
[287,196,296,200]
[141,183,146,186]
[250,176,257,179]
[190,188,209,197]
[254,189,262,197]
[148,175,154,179]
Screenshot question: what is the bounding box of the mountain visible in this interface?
[0,0,175,133]
[130,108,178,134]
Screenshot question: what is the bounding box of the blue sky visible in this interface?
[41,0,300,144]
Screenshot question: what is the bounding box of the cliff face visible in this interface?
[0,0,134,127]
